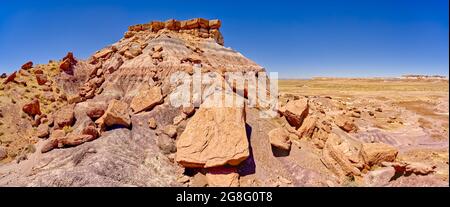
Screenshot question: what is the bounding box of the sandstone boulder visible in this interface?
[176,95,249,168]
[334,115,358,133]
[130,86,163,114]
[82,125,99,139]
[182,106,196,117]
[35,74,47,85]
[22,99,41,117]
[36,124,49,138]
[283,99,309,128]
[205,167,240,187]
[268,127,292,151]
[54,106,75,129]
[208,19,221,29]
[95,99,131,129]
[361,142,398,167]
[21,61,33,70]
[86,106,105,120]
[297,115,317,138]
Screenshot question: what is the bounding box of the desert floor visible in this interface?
[277,78,449,185]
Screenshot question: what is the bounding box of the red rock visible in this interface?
[59,52,77,72]
[22,99,41,117]
[3,71,17,84]
[35,74,48,85]
[82,125,99,139]
[176,94,249,168]
[21,61,33,70]
[334,115,358,133]
[297,116,317,138]
[86,107,105,120]
[34,69,44,75]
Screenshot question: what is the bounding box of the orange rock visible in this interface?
[176,93,249,168]
[165,19,181,30]
[22,99,41,117]
[150,21,165,32]
[208,19,221,29]
[283,98,309,128]
[95,99,131,129]
[205,167,240,187]
[130,86,163,114]
[297,115,317,138]
[361,143,398,167]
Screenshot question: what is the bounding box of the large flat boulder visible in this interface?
[175,94,249,168]
[130,86,163,114]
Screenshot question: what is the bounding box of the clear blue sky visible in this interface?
[0,0,448,78]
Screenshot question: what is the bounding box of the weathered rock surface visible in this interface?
[283,99,309,128]
[268,127,292,151]
[54,106,75,129]
[334,115,358,133]
[130,86,163,114]
[176,95,249,168]
[205,167,240,187]
[361,142,398,167]
[321,134,361,180]
[36,124,50,138]
[21,61,33,70]
[95,100,131,129]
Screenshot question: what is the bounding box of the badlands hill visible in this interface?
[0,18,447,187]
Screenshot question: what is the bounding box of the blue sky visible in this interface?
[0,0,448,78]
